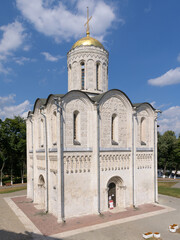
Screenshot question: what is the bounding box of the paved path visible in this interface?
[172,181,180,188]
[0,190,180,240]
[0,190,32,240]
[62,195,180,240]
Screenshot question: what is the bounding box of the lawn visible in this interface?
[0,186,27,194]
[158,181,180,198]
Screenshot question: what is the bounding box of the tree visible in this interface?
[0,116,26,184]
[158,131,176,177]
[0,151,6,186]
[174,136,180,178]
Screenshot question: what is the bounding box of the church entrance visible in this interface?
[107,176,125,209]
[108,182,116,207]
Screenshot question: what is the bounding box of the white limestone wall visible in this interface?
[63,152,94,218]
[135,152,154,204]
[63,93,92,149]
[99,93,132,149]
[67,46,109,94]
[136,105,154,148]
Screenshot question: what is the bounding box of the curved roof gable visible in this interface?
[133,102,156,111]
[91,89,134,108]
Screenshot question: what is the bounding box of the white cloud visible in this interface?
[148,67,180,86]
[0,21,26,55]
[0,94,31,119]
[158,106,180,135]
[0,94,16,106]
[0,21,27,75]
[13,56,34,65]
[16,0,118,42]
[41,52,62,62]
[0,63,11,74]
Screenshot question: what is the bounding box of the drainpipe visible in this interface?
[54,98,65,222]
[95,102,101,214]
[40,106,49,213]
[154,110,161,203]
[132,110,136,208]
[29,114,34,201]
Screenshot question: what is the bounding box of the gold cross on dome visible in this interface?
[84,7,92,37]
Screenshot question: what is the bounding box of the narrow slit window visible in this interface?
[52,111,57,145]
[111,114,118,145]
[74,113,77,141]
[140,117,146,145]
[73,111,80,145]
[81,62,85,90]
[96,63,100,90]
[40,118,44,148]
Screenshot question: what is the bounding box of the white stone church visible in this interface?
[26,13,159,222]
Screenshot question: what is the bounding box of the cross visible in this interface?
[84,7,92,37]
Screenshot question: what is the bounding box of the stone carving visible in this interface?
[100,153,131,171]
[64,153,91,174]
[136,153,153,169]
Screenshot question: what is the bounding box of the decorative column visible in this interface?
[91,102,100,214]
[132,110,137,207]
[154,114,158,203]
[55,98,65,222]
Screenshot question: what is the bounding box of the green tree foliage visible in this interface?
[158,131,180,176]
[174,136,180,175]
[0,116,26,184]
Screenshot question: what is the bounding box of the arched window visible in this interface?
[52,111,57,146]
[73,111,80,145]
[96,62,100,90]
[111,114,118,145]
[140,117,146,145]
[81,62,85,90]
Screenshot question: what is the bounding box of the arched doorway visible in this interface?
[107,176,125,209]
[108,182,116,207]
[38,174,45,208]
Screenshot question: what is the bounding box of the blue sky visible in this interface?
[0,0,180,135]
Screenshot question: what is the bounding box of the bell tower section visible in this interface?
[67,8,109,94]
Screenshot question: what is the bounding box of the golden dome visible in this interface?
[71,35,104,50]
[71,7,104,50]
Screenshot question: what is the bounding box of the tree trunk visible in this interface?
[174,165,178,179]
[163,162,167,178]
[21,169,24,184]
[10,167,13,185]
[0,161,5,186]
[21,160,25,184]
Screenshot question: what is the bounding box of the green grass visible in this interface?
[0,186,27,194]
[158,182,180,198]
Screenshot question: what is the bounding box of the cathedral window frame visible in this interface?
[111,113,118,145]
[73,110,81,145]
[140,117,146,145]
[80,61,85,90]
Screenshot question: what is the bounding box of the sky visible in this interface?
[0,0,180,135]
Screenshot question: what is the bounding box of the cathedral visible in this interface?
[26,10,159,222]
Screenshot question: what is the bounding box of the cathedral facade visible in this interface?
[26,20,159,222]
